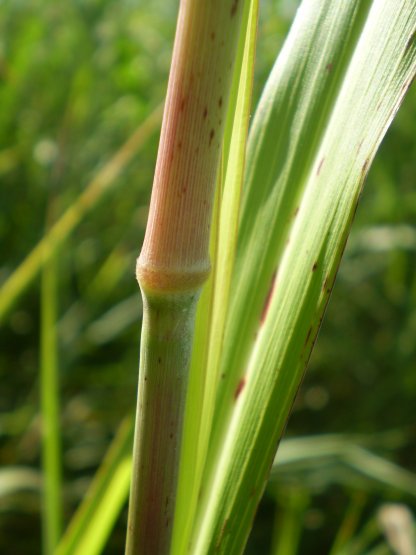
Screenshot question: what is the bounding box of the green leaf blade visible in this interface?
[194,1,416,553]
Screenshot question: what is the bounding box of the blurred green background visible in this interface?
[0,0,415,553]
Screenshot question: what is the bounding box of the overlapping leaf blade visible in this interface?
[192,1,416,553]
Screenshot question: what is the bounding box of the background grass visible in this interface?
[0,0,415,553]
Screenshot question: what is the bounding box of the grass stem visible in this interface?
[40,239,62,554]
[126,0,245,552]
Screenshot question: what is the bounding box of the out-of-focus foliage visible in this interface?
[0,0,414,553]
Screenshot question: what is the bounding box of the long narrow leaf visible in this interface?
[193,1,416,552]
[40,233,62,554]
[56,417,133,555]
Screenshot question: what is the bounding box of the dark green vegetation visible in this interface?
[0,1,415,553]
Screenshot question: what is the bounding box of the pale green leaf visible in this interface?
[193,1,416,552]
[40,238,62,554]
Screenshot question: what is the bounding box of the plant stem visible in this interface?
[40,232,62,554]
[126,0,245,552]
[126,292,198,554]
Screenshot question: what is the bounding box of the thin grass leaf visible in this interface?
[364,544,391,555]
[172,2,259,552]
[270,490,308,555]
[0,105,162,324]
[203,0,259,435]
[329,494,366,555]
[56,417,133,555]
[193,1,416,552]
[40,234,62,554]
[172,165,223,555]
[335,515,385,555]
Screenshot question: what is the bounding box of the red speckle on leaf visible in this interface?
[203,107,208,120]
[317,157,325,175]
[234,377,246,399]
[230,0,239,17]
[218,96,223,108]
[401,76,415,96]
[209,129,215,145]
[261,271,277,324]
[216,519,229,550]
[180,97,186,111]
[305,327,312,345]
[312,262,318,272]
[325,62,333,73]
[405,30,415,51]
[210,31,215,42]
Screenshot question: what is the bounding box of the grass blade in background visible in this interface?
[54,430,416,555]
[192,1,416,552]
[0,105,162,324]
[201,0,259,442]
[270,490,308,555]
[40,233,62,554]
[272,435,416,497]
[329,494,367,555]
[56,417,133,555]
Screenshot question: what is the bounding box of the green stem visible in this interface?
[40,241,62,554]
[125,0,245,552]
[126,292,198,554]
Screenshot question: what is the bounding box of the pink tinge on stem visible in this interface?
[137,0,245,294]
